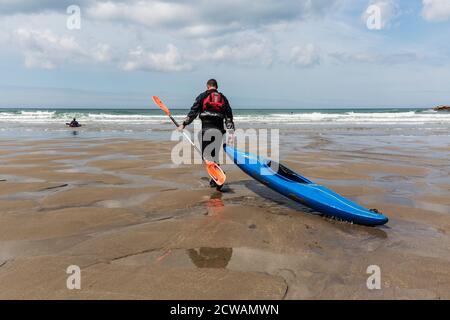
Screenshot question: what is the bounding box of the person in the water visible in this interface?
[67,118,81,127]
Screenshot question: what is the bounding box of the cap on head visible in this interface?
[207,79,218,89]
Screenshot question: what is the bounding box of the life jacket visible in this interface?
[202,91,225,113]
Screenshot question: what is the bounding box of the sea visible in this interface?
[0,108,449,140]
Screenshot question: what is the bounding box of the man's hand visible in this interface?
[177,124,185,131]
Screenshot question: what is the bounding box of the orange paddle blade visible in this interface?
[205,160,226,186]
[152,96,171,116]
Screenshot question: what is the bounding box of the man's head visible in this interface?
[206,79,218,90]
[73,118,76,121]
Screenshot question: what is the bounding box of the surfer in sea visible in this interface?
[179,79,235,189]
[67,118,81,127]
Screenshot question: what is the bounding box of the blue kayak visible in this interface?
[224,145,388,226]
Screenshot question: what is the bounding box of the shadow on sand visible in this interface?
[227,179,389,238]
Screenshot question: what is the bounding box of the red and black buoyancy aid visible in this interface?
[202,91,225,113]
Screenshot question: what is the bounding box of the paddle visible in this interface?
[152,96,226,186]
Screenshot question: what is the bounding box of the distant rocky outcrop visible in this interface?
[433,105,450,111]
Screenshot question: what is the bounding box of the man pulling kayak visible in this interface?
[179,79,235,189]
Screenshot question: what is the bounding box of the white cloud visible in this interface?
[2,1,445,74]
[290,44,321,67]
[0,0,343,71]
[86,1,195,28]
[211,43,267,62]
[122,44,192,72]
[85,0,340,37]
[422,0,450,22]
[0,0,91,15]
[362,0,400,30]
[198,36,274,66]
[330,51,425,65]
[12,28,111,69]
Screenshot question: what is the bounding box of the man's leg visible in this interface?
[202,128,224,163]
[201,128,225,189]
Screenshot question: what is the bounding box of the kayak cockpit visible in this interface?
[266,161,312,184]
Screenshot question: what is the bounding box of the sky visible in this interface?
[0,0,450,109]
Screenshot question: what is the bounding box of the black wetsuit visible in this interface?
[182,89,234,162]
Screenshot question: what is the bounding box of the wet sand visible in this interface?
[0,137,449,299]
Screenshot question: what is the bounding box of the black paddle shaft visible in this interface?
[168,114,204,160]
[169,115,180,127]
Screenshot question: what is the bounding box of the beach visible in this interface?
[0,109,449,299]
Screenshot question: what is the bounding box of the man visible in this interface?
[68,118,80,127]
[179,79,235,188]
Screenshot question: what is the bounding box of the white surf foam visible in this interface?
[0,110,449,125]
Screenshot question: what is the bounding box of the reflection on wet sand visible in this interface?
[206,192,225,216]
[187,248,233,268]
